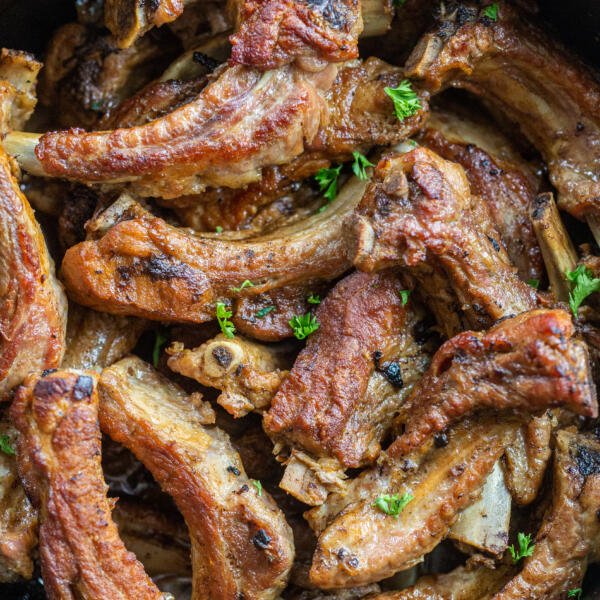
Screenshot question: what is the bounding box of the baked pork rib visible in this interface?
[99,356,295,600]
[10,370,162,600]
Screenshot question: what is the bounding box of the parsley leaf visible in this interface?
[0,434,15,456]
[215,226,223,233]
[373,492,413,517]
[231,280,254,293]
[482,3,499,21]
[566,265,600,317]
[252,480,263,496]
[568,590,582,599]
[307,293,321,305]
[315,165,342,202]
[508,532,535,563]
[527,278,540,289]
[399,290,411,306]
[352,151,375,181]
[289,313,319,340]
[216,302,236,338]
[384,80,421,121]
[152,330,168,368]
[256,306,276,318]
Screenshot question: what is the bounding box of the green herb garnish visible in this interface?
[508,532,535,564]
[152,330,167,368]
[568,590,582,600]
[256,306,276,318]
[216,302,236,338]
[231,280,254,293]
[289,313,319,340]
[482,2,499,21]
[315,165,342,202]
[566,265,600,317]
[399,290,411,306]
[215,226,223,233]
[0,434,15,456]
[527,278,540,289]
[252,480,263,496]
[307,293,321,305]
[351,151,375,181]
[373,492,413,517]
[384,80,421,121]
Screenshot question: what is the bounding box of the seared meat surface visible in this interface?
[10,370,162,599]
[99,356,295,600]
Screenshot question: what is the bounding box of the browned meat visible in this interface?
[229,0,362,70]
[420,109,543,282]
[99,356,295,600]
[405,1,600,221]
[389,309,596,456]
[0,148,67,400]
[61,303,147,370]
[27,58,425,198]
[10,370,162,599]
[503,412,552,506]
[60,178,368,323]
[309,417,516,588]
[264,271,429,468]
[351,147,539,333]
[0,417,37,582]
[56,184,99,249]
[167,333,291,417]
[492,430,600,598]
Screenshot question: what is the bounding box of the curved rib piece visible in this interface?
[229,0,363,70]
[265,271,430,469]
[492,430,600,598]
[390,309,597,456]
[0,148,67,399]
[61,177,368,322]
[351,147,538,331]
[309,417,515,588]
[10,370,162,600]
[167,333,291,417]
[405,0,600,220]
[99,356,295,600]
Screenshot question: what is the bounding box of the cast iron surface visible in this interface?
[0,0,598,598]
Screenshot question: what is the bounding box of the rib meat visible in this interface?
[492,430,600,598]
[99,356,295,600]
[61,178,368,322]
[389,309,597,456]
[351,147,538,333]
[0,148,67,399]
[309,417,516,588]
[10,370,162,599]
[405,0,600,220]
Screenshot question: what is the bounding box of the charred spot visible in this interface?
[117,265,132,282]
[34,377,71,400]
[143,254,195,281]
[372,350,383,369]
[434,432,449,447]
[306,0,353,31]
[192,52,219,72]
[252,529,272,550]
[73,375,94,401]
[531,195,548,220]
[576,445,600,476]
[456,5,478,26]
[347,556,360,569]
[381,362,403,388]
[413,318,437,344]
[212,346,233,368]
[576,122,585,132]
[237,484,250,494]
[41,369,58,377]
[236,594,245,600]
[487,236,501,252]
[227,465,241,476]
[375,190,392,216]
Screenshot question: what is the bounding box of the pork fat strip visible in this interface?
[10,370,162,600]
[99,356,295,600]
[309,417,516,588]
[351,147,539,333]
[0,148,67,399]
[405,0,600,221]
[265,271,430,469]
[61,178,367,323]
[420,109,543,282]
[492,430,600,598]
[389,309,597,456]
[230,0,363,70]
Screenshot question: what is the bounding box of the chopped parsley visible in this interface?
[152,330,168,368]
[252,480,263,496]
[373,492,413,517]
[482,2,499,21]
[315,165,342,202]
[508,532,535,564]
[527,278,540,289]
[307,293,321,305]
[256,305,276,318]
[566,265,600,317]
[289,313,319,340]
[215,226,223,233]
[0,434,15,456]
[216,302,236,338]
[399,290,411,306]
[231,280,254,293]
[351,151,375,181]
[384,80,421,121]
[568,590,582,599]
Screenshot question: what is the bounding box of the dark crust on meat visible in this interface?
[10,370,161,599]
[389,309,597,456]
[264,271,406,467]
[230,0,363,70]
